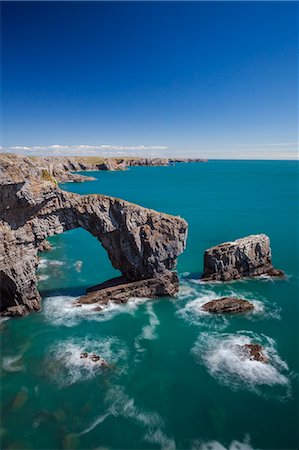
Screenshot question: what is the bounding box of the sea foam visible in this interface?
[43,295,150,327]
[191,331,291,396]
[47,337,128,386]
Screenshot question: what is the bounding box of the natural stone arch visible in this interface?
[0,180,187,316]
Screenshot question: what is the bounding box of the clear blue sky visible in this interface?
[1,1,298,159]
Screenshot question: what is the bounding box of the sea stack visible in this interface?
[201,234,284,282]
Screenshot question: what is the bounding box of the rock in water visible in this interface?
[38,240,52,252]
[0,164,187,316]
[77,270,179,306]
[201,297,254,313]
[201,234,284,281]
[236,344,268,363]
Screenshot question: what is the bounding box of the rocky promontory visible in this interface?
[202,234,284,282]
[0,158,188,316]
[0,153,207,184]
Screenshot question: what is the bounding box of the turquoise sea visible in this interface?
[1,160,298,450]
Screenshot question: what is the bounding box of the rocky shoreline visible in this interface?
[0,153,207,184]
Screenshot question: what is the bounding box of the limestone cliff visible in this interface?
[202,234,284,281]
[0,168,187,316]
[0,153,207,185]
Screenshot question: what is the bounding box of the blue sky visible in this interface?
[1,1,298,159]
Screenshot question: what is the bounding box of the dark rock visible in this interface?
[201,297,254,313]
[265,267,285,278]
[77,270,179,306]
[80,353,88,359]
[236,344,268,363]
[202,234,284,282]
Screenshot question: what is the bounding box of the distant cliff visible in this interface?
[0,153,207,184]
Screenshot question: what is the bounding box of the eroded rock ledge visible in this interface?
[202,234,284,282]
[0,174,187,316]
[76,271,179,308]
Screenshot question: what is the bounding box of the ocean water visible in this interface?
[1,160,298,450]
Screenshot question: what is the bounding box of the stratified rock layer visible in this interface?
[0,177,187,316]
[77,270,179,307]
[202,234,283,281]
[201,297,254,314]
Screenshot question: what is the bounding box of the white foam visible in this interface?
[141,303,160,340]
[78,413,110,436]
[47,337,128,386]
[74,260,83,272]
[2,354,25,373]
[144,428,176,450]
[43,295,150,327]
[38,258,65,270]
[105,387,178,450]
[192,436,255,450]
[177,290,229,330]
[106,385,165,429]
[191,331,290,395]
[38,274,49,281]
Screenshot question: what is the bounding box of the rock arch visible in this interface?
[0,180,187,316]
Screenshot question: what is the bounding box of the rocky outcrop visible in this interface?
[236,344,268,363]
[38,240,52,252]
[202,234,284,282]
[0,154,207,185]
[0,175,187,316]
[76,270,179,307]
[201,297,254,313]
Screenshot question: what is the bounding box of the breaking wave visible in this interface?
[2,354,25,373]
[191,331,291,396]
[43,295,150,327]
[47,337,128,386]
[191,435,255,450]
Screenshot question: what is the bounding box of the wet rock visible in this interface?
[80,353,88,359]
[202,234,284,282]
[236,343,268,363]
[77,270,179,306]
[201,297,254,314]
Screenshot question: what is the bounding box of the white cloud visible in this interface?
[0,144,168,157]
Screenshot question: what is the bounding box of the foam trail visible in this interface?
[192,437,256,450]
[2,354,25,373]
[78,413,110,436]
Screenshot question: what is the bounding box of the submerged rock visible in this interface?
[77,270,179,306]
[236,343,268,363]
[201,297,254,314]
[201,234,284,282]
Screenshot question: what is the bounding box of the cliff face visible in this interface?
[0,153,207,184]
[202,234,283,281]
[0,175,187,316]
